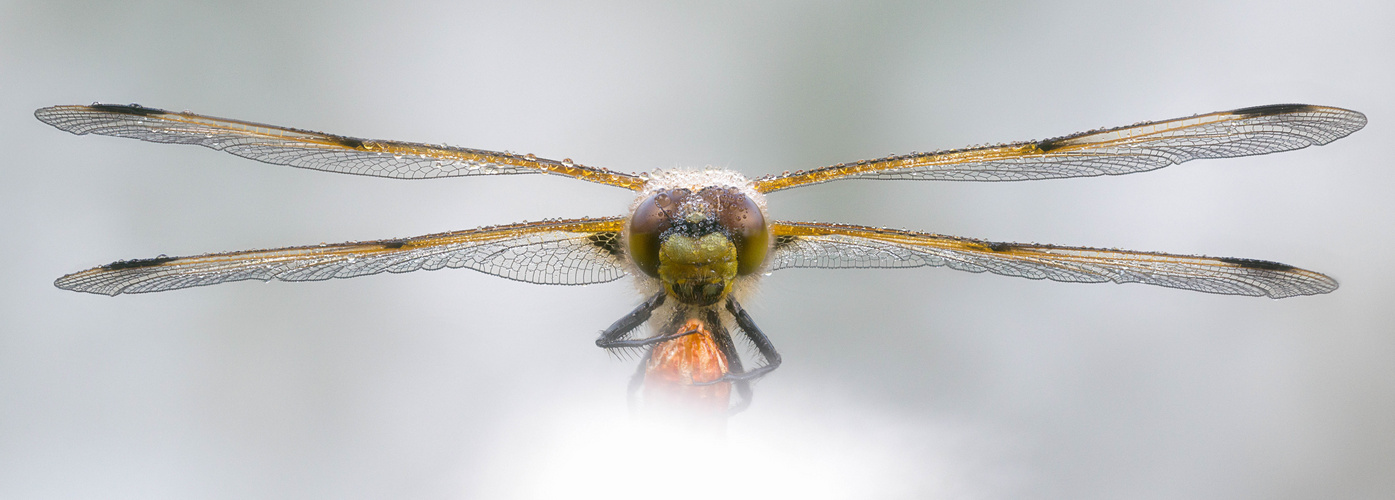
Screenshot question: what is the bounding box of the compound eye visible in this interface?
[628,190,684,277]
[715,189,769,275]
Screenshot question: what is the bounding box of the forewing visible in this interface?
[753,104,1365,192]
[56,217,630,296]
[35,104,647,190]
[768,221,1336,298]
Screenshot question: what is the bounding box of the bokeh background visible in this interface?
[3,1,1392,499]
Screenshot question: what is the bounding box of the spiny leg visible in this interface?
[710,297,783,384]
[595,292,685,349]
[703,308,753,413]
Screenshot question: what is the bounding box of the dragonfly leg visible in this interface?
[701,308,753,413]
[699,297,783,384]
[595,292,686,349]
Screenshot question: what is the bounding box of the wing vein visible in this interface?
[767,221,1336,298]
[753,104,1365,192]
[55,217,631,295]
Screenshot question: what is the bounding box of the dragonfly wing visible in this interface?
[56,217,630,296]
[753,104,1365,192]
[35,104,647,190]
[767,221,1337,298]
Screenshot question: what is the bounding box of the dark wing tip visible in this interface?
[54,256,180,295]
[86,103,169,117]
[35,103,168,119]
[1229,103,1368,134]
[1230,103,1316,118]
[101,256,178,270]
[1216,257,1339,298]
[1228,103,1367,147]
[1217,256,1296,272]
[35,103,172,132]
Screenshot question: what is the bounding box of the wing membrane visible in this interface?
[768,221,1336,298]
[35,104,647,190]
[56,217,630,296]
[753,104,1365,192]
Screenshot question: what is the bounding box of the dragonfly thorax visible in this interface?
[628,185,770,305]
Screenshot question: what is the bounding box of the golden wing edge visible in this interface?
[769,221,1338,299]
[34,103,648,191]
[54,217,630,296]
[752,103,1366,193]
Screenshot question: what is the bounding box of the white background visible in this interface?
[2,1,1392,499]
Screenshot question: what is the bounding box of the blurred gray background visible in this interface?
[3,1,1392,499]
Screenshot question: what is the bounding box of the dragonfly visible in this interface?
[37,102,1365,412]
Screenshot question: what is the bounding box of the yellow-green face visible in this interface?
[628,187,769,306]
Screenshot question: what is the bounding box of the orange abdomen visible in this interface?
[642,318,731,413]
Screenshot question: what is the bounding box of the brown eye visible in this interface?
[714,189,769,275]
[628,190,685,277]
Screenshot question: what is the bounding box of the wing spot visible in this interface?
[1218,256,1295,271]
[381,240,407,249]
[1034,139,1067,153]
[1231,104,1313,118]
[335,136,367,149]
[103,256,177,270]
[88,103,165,117]
[987,242,1015,252]
[588,232,623,257]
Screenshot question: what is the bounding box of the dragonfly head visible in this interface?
[629,185,769,306]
